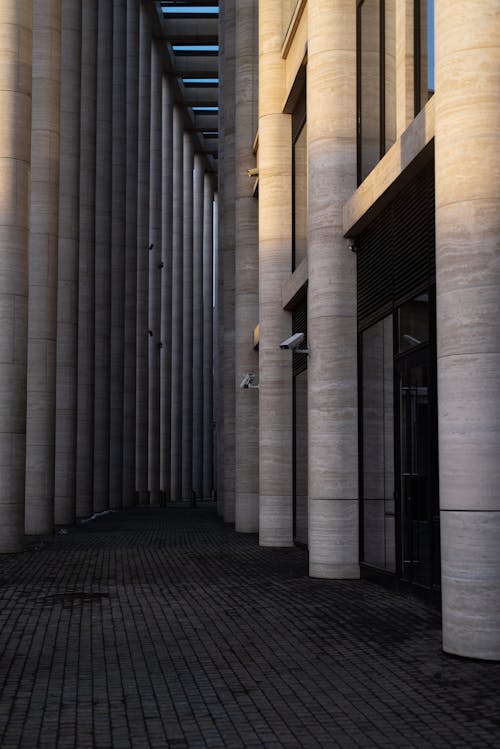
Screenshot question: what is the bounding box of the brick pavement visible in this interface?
[0,505,499,748]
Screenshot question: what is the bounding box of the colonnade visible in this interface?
[0,0,216,553]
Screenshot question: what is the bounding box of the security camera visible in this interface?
[239,372,258,389]
[280,332,304,350]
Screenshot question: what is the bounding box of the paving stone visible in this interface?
[0,505,499,747]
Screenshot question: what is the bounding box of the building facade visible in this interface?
[0,1,499,663]
[219,0,500,662]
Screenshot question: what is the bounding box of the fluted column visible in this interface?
[222,0,236,523]
[170,106,184,500]
[148,38,162,505]
[307,0,359,578]
[192,153,205,499]
[93,0,113,513]
[160,77,173,500]
[109,0,126,510]
[25,0,61,535]
[235,0,259,533]
[258,0,293,546]
[0,2,32,551]
[203,176,215,500]
[136,0,151,504]
[54,0,81,525]
[123,0,139,508]
[76,0,97,519]
[435,0,500,660]
[181,133,194,502]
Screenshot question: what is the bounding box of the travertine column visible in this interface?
[25,0,61,535]
[235,0,259,533]
[181,133,194,502]
[54,0,81,525]
[109,0,126,510]
[435,1,500,661]
[136,0,151,504]
[216,1,225,518]
[203,176,214,500]
[170,106,184,500]
[93,0,112,513]
[0,2,32,552]
[258,0,293,546]
[76,0,97,519]
[222,0,236,523]
[123,0,139,508]
[160,77,173,500]
[148,38,162,505]
[307,0,359,578]
[192,153,205,499]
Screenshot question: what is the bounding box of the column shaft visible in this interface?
[192,153,205,499]
[160,77,173,499]
[181,133,194,502]
[435,0,500,660]
[136,1,151,504]
[25,0,61,534]
[170,106,184,500]
[307,0,359,578]
[258,0,293,546]
[202,177,214,500]
[54,0,81,525]
[93,0,113,513]
[0,2,32,551]
[123,0,139,508]
[76,0,97,519]
[235,0,259,533]
[109,0,126,510]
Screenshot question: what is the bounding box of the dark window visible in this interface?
[292,89,307,271]
[357,0,396,184]
[414,0,435,115]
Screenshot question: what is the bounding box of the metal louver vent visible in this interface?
[292,299,308,376]
[357,163,435,331]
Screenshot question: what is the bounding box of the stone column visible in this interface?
[109,0,126,510]
[54,0,81,526]
[215,1,225,518]
[76,0,97,519]
[257,0,293,546]
[136,0,151,504]
[203,176,214,500]
[435,1,500,661]
[0,2,32,552]
[192,152,205,499]
[25,0,61,535]
[181,133,194,502]
[123,0,139,508]
[307,0,359,578]
[160,77,173,500]
[93,0,112,514]
[170,106,184,500]
[222,0,236,524]
[148,38,162,505]
[235,0,259,533]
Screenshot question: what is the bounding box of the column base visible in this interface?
[309,498,360,579]
[235,492,259,533]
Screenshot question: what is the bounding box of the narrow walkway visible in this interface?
[0,506,499,748]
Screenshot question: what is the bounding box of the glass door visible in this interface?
[397,346,439,590]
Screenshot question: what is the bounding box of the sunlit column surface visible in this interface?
[54,0,81,525]
[122,0,140,508]
[257,0,293,546]
[0,2,32,551]
[25,0,61,534]
[435,0,500,661]
[307,0,359,578]
[235,0,259,533]
[76,0,97,519]
[93,0,112,514]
